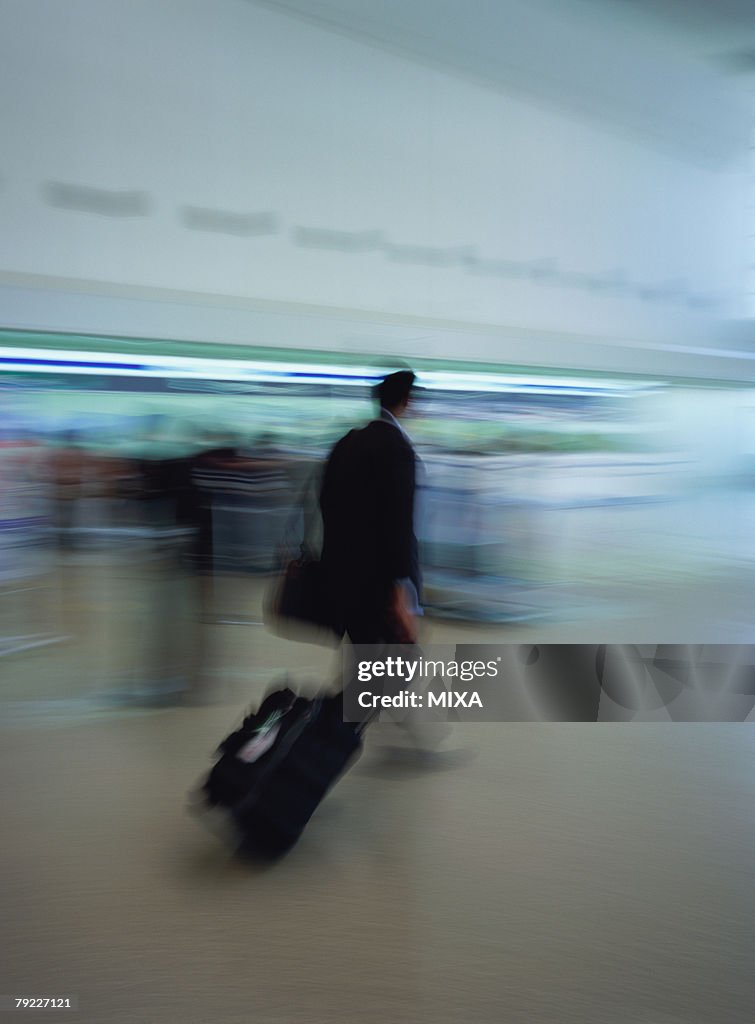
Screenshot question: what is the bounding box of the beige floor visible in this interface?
[1,558,754,1023]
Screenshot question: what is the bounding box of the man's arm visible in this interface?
[378,433,420,642]
[379,433,417,584]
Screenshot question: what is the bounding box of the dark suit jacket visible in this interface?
[320,417,419,629]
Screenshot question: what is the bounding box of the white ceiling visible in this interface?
[247,0,753,166]
[580,0,755,69]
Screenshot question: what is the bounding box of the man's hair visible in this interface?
[374,370,416,411]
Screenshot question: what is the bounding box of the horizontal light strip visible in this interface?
[0,346,657,396]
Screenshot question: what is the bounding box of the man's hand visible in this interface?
[389,583,418,644]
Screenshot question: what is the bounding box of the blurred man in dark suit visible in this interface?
[321,372,469,761]
[320,370,421,646]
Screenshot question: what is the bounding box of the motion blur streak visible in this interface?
[2,349,755,712]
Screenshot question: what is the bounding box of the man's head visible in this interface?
[374,370,416,417]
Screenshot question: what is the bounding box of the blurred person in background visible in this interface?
[50,430,84,550]
[120,423,192,705]
[186,429,292,702]
[185,429,238,579]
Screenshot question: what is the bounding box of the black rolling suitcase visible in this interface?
[196,684,365,859]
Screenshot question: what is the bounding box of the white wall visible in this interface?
[0,0,750,373]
